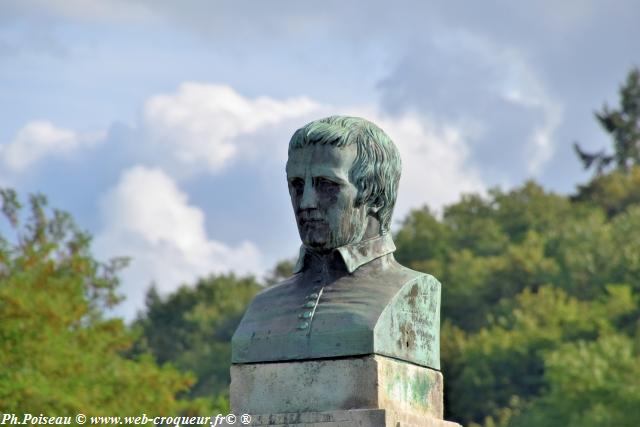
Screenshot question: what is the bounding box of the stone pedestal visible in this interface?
[231,355,461,427]
[237,410,460,426]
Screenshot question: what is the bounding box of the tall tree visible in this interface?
[131,274,261,411]
[574,67,640,174]
[0,189,193,414]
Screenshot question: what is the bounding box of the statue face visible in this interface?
[286,144,369,252]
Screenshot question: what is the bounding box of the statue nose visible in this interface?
[300,181,318,209]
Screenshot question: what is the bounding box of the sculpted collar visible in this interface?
[292,233,396,274]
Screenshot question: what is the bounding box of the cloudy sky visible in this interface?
[1,0,638,319]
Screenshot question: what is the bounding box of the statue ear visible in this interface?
[368,204,382,215]
[365,194,383,215]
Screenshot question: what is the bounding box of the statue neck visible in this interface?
[363,214,381,241]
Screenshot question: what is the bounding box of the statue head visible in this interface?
[286,116,401,252]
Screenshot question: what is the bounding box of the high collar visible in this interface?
[292,233,396,274]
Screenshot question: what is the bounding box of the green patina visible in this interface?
[385,360,436,408]
[232,116,441,370]
[410,373,435,406]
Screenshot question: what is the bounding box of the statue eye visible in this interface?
[289,178,304,195]
[315,178,340,194]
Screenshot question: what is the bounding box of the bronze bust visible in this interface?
[232,116,441,370]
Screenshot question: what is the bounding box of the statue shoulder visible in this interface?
[386,266,442,313]
[384,259,441,290]
[373,267,441,369]
[400,267,441,290]
[240,273,302,316]
[254,273,300,297]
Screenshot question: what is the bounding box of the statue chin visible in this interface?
[299,228,330,251]
[301,228,369,252]
[301,238,341,253]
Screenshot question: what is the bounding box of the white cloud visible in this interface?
[387,116,485,215]
[93,165,263,319]
[527,106,564,175]
[0,120,104,172]
[346,107,485,216]
[475,42,563,176]
[378,29,565,181]
[141,82,321,176]
[503,88,564,174]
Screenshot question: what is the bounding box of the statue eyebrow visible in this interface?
[313,175,346,184]
[309,167,349,180]
[286,172,348,183]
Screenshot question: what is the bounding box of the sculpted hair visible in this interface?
[288,116,401,233]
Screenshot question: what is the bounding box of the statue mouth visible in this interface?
[297,210,325,227]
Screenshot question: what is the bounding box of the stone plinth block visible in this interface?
[223,409,461,426]
[231,355,444,420]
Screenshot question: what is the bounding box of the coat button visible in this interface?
[297,321,309,330]
[299,311,312,319]
[303,301,315,308]
[308,293,319,299]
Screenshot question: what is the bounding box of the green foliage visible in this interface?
[131,274,261,412]
[573,165,640,216]
[510,332,640,427]
[394,173,640,426]
[396,182,577,332]
[395,206,451,267]
[549,333,640,425]
[444,285,638,426]
[0,190,193,414]
[264,258,296,286]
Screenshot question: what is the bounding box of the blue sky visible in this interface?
[1,0,639,319]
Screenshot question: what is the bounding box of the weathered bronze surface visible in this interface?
[232,116,441,370]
